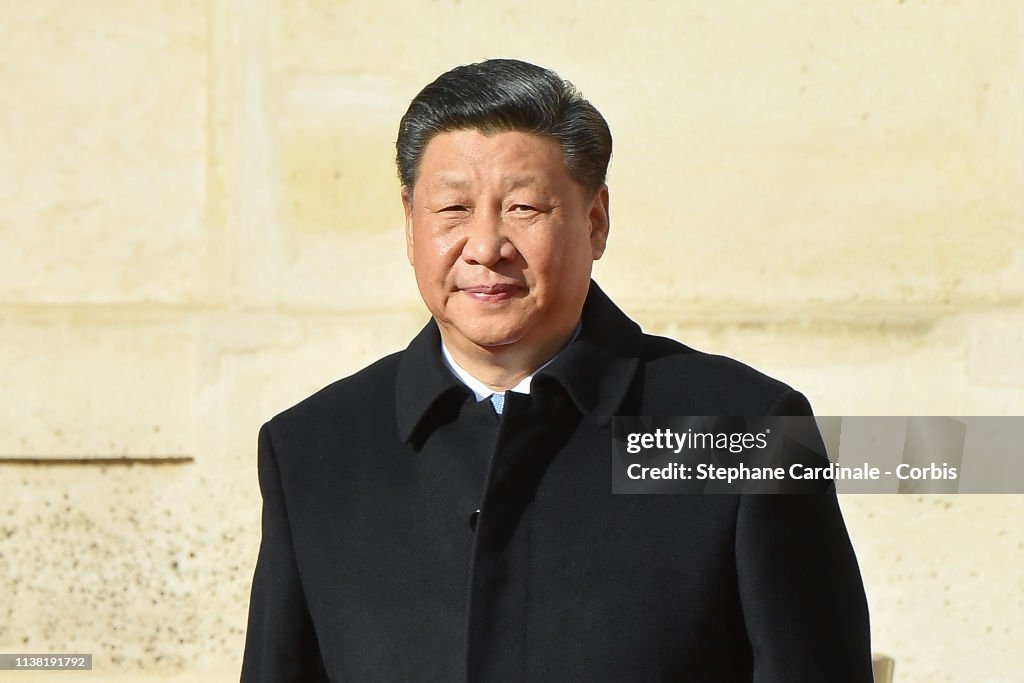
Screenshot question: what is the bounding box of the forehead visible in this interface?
[414,129,571,193]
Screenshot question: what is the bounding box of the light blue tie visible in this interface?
[489,392,505,415]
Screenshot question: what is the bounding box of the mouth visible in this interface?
[460,283,521,303]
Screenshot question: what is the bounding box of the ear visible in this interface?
[402,188,415,266]
[587,184,610,260]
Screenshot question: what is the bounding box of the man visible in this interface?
[241,59,873,682]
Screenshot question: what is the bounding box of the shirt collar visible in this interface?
[395,280,642,442]
[440,322,582,401]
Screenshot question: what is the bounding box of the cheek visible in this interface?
[413,228,461,281]
[434,230,463,260]
[524,229,588,274]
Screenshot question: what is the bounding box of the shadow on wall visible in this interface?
[873,653,894,683]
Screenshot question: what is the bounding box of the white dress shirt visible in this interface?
[440,322,582,402]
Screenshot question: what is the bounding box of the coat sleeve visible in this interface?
[735,390,874,682]
[240,422,331,682]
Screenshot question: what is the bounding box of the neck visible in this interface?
[440,325,578,391]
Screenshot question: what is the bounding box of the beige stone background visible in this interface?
[0,1,1021,681]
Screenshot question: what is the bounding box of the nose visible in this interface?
[461,209,515,267]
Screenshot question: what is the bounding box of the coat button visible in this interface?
[468,510,480,531]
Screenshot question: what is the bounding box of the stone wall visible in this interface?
[1,2,1021,681]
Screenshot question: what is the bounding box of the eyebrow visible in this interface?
[504,175,539,191]
[430,175,470,190]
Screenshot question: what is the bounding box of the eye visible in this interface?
[509,204,537,213]
[440,205,467,213]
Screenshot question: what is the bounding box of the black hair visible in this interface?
[396,58,612,193]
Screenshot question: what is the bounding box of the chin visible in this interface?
[441,311,528,347]
[450,324,525,350]
[467,332,523,350]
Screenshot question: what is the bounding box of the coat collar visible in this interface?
[395,281,642,442]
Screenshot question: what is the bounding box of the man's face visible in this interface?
[404,129,609,361]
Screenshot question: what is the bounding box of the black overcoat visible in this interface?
[241,282,873,682]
